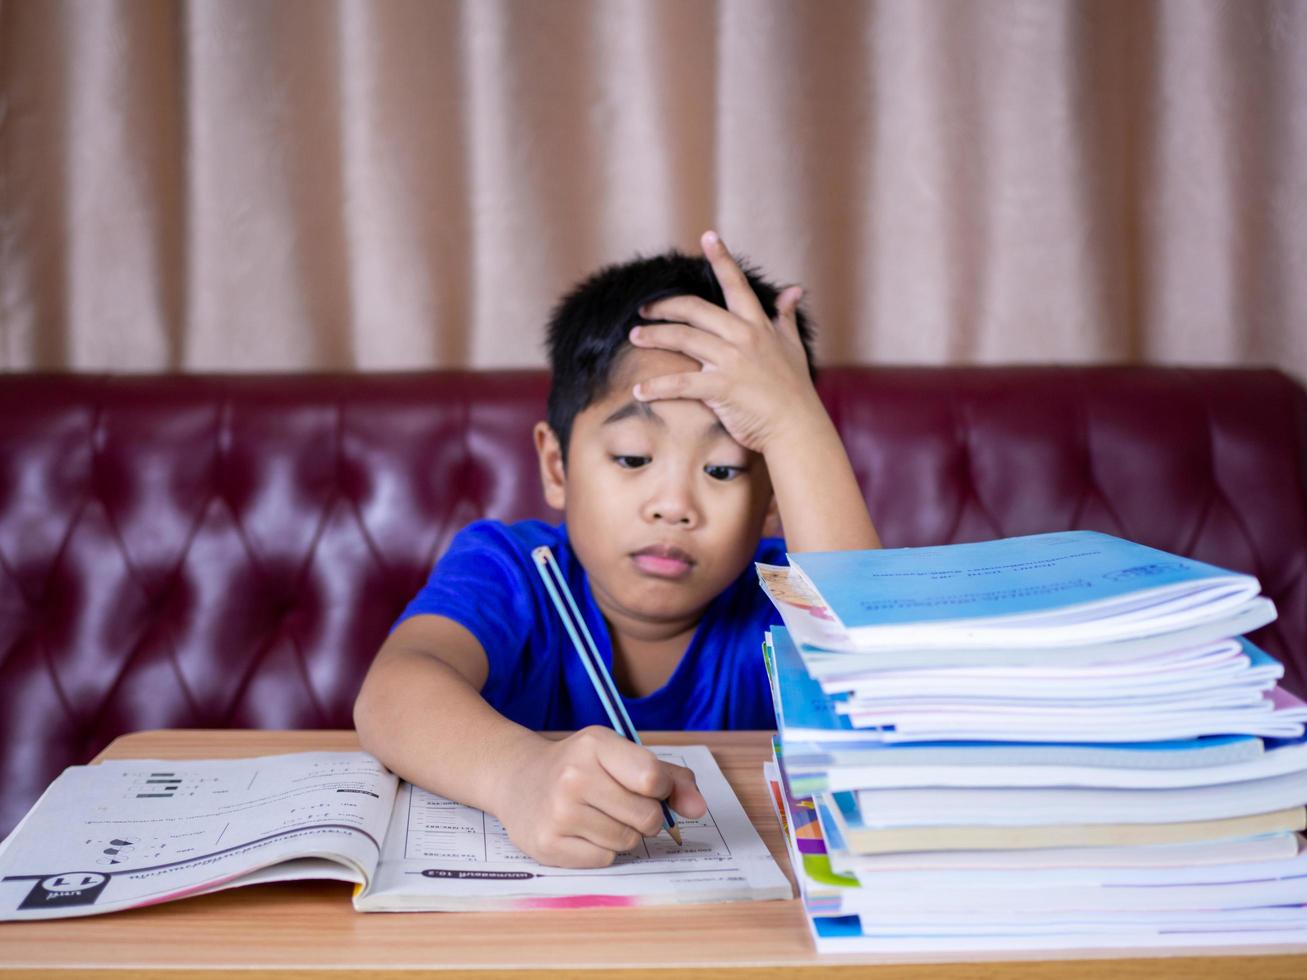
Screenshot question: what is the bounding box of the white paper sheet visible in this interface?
[359,745,792,909]
[0,753,396,919]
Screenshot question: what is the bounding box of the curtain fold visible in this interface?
[1,0,1303,379]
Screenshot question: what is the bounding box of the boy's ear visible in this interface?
[762,494,782,539]
[533,421,567,511]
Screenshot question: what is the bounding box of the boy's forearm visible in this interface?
[354,648,542,815]
[764,399,881,554]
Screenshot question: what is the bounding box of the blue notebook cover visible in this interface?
[789,530,1257,630]
[769,627,864,739]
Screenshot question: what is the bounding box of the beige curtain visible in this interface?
[1,0,1303,379]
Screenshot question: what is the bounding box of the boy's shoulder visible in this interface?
[443,518,568,569]
[453,518,562,548]
[753,535,787,565]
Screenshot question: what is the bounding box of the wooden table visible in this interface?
[2,729,1306,979]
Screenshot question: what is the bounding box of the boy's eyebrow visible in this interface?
[602,400,661,427]
[602,399,731,439]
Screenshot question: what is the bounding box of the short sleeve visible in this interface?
[393,520,537,695]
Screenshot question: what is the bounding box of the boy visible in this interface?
[354,231,879,868]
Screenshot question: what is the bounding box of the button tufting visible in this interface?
[0,368,1304,841]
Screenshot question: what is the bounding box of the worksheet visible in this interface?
[360,745,792,910]
[0,746,790,919]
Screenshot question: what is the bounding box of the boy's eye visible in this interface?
[704,464,745,482]
[613,455,650,470]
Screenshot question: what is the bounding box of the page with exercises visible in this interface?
[358,745,792,910]
[0,753,397,919]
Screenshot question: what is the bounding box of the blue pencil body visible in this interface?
[531,546,682,845]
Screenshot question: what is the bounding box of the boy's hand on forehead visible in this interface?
[629,230,823,456]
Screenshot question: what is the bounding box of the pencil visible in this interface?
[531,545,683,846]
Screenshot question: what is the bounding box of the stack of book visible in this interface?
[758,530,1307,953]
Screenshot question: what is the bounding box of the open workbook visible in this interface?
[0,747,791,920]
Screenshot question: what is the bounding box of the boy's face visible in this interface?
[534,346,777,641]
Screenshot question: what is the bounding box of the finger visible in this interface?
[537,834,620,869]
[663,763,707,820]
[569,801,654,854]
[632,370,722,404]
[701,230,768,326]
[629,322,733,367]
[578,766,668,838]
[591,731,675,799]
[774,285,804,341]
[639,295,748,344]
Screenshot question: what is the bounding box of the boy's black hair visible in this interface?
[544,249,816,462]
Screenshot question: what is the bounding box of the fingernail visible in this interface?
[703,230,719,247]
[637,304,651,318]
[629,326,642,341]
[633,383,645,400]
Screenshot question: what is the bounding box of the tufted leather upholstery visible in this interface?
[2,367,1305,837]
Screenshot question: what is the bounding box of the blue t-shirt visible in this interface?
[395,520,784,730]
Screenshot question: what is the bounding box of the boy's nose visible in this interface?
[649,507,694,526]
[642,482,699,528]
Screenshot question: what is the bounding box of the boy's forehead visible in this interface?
[578,348,729,437]
[588,348,698,416]
[607,346,700,390]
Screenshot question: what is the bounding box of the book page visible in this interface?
[359,745,792,910]
[0,753,396,920]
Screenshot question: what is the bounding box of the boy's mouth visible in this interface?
[631,544,696,579]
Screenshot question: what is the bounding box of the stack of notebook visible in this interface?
[758,530,1307,952]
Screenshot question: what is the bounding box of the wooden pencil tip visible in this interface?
[668,825,683,846]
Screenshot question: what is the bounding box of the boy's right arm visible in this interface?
[353,615,705,868]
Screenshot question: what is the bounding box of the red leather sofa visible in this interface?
[2,367,1305,838]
